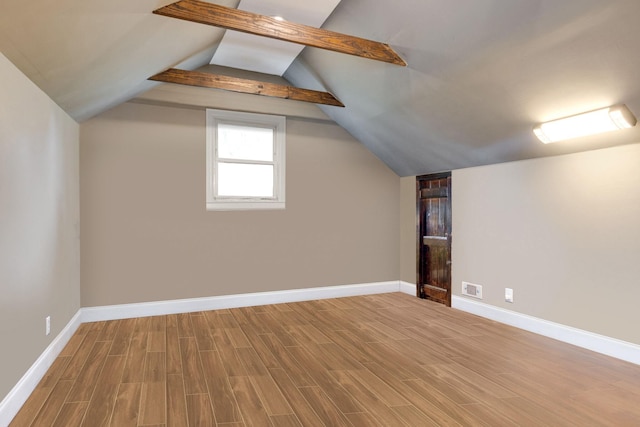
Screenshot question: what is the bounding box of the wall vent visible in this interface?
[462,282,483,299]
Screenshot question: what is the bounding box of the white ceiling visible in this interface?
[2,0,640,176]
[210,0,342,75]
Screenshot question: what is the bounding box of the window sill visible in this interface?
[206,201,285,211]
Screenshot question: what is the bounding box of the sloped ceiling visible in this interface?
[0,0,238,121]
[2,0,640,176]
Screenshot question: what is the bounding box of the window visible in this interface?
[206,109,285,210]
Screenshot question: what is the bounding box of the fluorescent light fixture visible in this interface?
[533,104,637,144]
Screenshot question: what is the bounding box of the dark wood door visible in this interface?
[417,173,452,306]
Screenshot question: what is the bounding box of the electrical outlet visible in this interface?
[505,288,514,303]
[45,316,51,336]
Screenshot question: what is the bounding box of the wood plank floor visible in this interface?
[10,293,640,426]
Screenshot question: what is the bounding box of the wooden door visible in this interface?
[417,173,452,306]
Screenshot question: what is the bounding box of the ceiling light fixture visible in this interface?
[533,104,637,144]
[272,15,285,21]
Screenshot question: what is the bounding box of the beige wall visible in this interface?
[452,143,640,344]
[399,176,417,285]
[80,102,400,307]
[0,54,80,400]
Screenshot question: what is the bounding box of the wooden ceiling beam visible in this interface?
[153,0,406,66]
[149,68,345,107]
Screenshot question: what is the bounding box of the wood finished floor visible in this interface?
[10,293,640,426]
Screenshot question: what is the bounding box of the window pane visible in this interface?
[218,123,273,161]
[217,163,274,197]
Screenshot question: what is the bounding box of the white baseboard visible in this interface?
[0,310,82,427]
[399,281,416,296]
[81,281,402,323]
[452,295,640,366]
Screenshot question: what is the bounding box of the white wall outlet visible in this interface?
[45,316,51,336]
[462,282,483,299]
[505,288,514,303]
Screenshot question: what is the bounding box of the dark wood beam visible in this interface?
[153,0,406,66]
[149,68,345,107]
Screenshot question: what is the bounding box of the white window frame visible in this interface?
[206,109,286,211]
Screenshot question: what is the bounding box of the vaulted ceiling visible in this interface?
[2,0,640,176]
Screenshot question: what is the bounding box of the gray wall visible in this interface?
[452,143,640,344]
[80,102,400,307]
[0,54,80,400]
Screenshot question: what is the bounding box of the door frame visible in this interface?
[416,172,452,306]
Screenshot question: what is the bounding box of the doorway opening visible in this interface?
[416,172,452,306]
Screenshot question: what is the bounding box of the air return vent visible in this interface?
[462,282,483,299]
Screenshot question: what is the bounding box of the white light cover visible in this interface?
[534,105,637,144]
